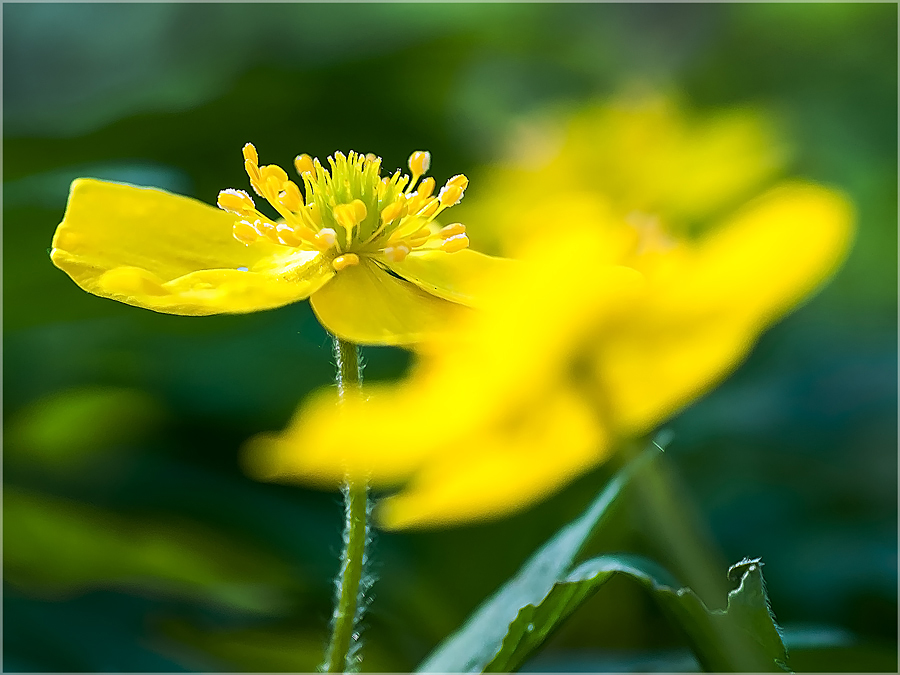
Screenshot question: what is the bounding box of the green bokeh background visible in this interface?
[3,3,896,672]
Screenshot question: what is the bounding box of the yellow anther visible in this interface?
[447,174,469,190]
[439,184,464,207]
[384,245,410,263]
[418,198,440,218]
[266,175,283,196]
[417,177,435,200]
[440,222,466,238]
[332,253,360,271]
[408,150,431,178]
[232,220,258,245]
[242,143,259,165]
[365,153,379,163]
[260,164,288,185]
[308,202,323,227]
[380,198,408,224]
[279,180,304,212]
[314,227,337,250]
[217,189,255,214]
[263,224,283,244]
[244,159,261,182]
[294,154,315,176]
[441,233,469,253]
[333,199,368,229]
[275,224,302,247]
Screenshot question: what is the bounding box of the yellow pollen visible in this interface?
[242,143,259,165]
[384,245,410,263]
[294,154,315,176]
[232,220,258,245]
[332,253,360,271]
[217,189,255,214]
[441,233,469,253]
[314,228,337,250]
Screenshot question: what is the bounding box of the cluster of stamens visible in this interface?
[217,144,470,271]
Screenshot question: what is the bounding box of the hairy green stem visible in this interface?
[322,336,370,673]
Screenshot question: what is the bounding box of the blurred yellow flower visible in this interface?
[51,147,504,346]
[244,100,854,529]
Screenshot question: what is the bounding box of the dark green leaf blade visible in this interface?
[416,447,660,673]
[485,554,789,673]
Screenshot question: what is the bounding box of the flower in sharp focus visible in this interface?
[51,147,506,346]
[244,175,854,529]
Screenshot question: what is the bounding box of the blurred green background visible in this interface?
[3,3,896,672]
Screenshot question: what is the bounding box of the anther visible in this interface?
[380,198,408,224]
[232,220,258,245]
[242,143,259,166]
[259,164,288,185]
[332,253,360,271]
[294,154,315,176]
[278,181,304,212]
[217,189,256,214]
[447,174,469,190]
[244,159,261,182]
[384,245,410,262]
[333,199,368,229]
[440,222,466,238]
[438,184,464,207]
[314,228,337,250]
[276,224,302,247]
[441,233,469,253]
[418,198,440,218]
[417,177,435,200]
[408,151,431,177]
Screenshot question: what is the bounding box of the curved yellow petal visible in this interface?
[375,387,608,530]
[385,249,515,307]
[50,178,333,315]
[241,383,434,488]
[309,257,467,346]
[596,181,855,434]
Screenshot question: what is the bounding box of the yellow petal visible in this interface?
[385,249,515,307]
[309,257,467,346]
[50,179,333,315]
[376,387,608,530]
[242,383,433,488]
[596,181,854,434]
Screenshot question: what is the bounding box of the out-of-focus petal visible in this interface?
[375,387,608,529]
[50,179,333,315]
[309,258,467,346]
[595,182,855,434]
[385,249,514,307]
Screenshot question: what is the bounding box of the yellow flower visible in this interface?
[245,180,853,530]
[50,147,505,346]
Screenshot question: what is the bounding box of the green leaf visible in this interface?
[485,554,789,673]
[416,444,661,673]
